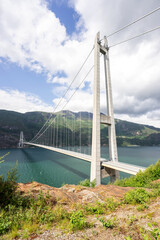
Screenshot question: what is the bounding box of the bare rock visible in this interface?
[17,181,133,206]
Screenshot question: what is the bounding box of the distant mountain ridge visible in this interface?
[0,109,160,148]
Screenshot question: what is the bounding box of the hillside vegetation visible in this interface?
[0,158,160,239]
[0,110,160,148]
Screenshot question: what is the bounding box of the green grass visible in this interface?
[141,126,159,137]
[114,160,160,188]
[1,159,160,239]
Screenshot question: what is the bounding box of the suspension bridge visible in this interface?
[19,7,160,185]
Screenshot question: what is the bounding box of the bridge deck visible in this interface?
[24,142,146,175]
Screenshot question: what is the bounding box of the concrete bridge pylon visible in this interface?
[90,32,119,185]
[18,131,24,148]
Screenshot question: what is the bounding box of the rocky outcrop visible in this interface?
[17,181,160,240]
[18,181,133,204]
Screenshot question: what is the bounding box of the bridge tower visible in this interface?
[18,131,24,148]
[90,32,119,185]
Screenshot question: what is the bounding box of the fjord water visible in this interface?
[0,147,160,187]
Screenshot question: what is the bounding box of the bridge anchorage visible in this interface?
[21,32,146,186]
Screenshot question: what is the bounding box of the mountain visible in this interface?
[0,109,160,148]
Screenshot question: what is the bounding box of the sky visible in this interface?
[0,0,160,128]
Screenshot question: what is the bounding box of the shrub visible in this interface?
[105,198,118,211]
[69,210,89,231]
[0,158,19,208]
[148,223,160,240]
[79,179,90,187]
[85,202,104,215]
[136,204,148,211]
[99,217,116,229]
[123,188,150,204]
[0,215,12,235]
[140,223,160,240]
[114,160,160,188]
[79,178,96,187]
[90,179,96,187]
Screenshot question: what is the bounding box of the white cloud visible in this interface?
[52,85,67,97]
[0,0,67,72]
[49,76,68,85]
[53,89,93,112]
[0,89,53,113]
[0,0,93,77]
[0,0,160,127]
[0,0,94,94]
[68,0,160,127]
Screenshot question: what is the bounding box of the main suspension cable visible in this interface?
[30,46,94,142]
[106,6,160,38]
[109,25,160,48]
[32,65,94,142]
[61,65,94,111]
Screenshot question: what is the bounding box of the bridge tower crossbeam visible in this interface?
[90,32,119,185]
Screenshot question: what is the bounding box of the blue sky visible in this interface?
[48,0,80,35]
[0,0,160,127]
[0,0,80,105]
[0,62,52,102]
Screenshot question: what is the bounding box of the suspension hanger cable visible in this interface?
[52,45,94,114]
[30,46,94,143]
[109,25,160,48]
[32,65,94,143]
[29,7,160,143]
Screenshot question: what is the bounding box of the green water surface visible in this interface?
[0,146,159,187]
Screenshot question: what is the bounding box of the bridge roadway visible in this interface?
[24,142,146,175]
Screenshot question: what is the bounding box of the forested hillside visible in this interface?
[0,110,160,148]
